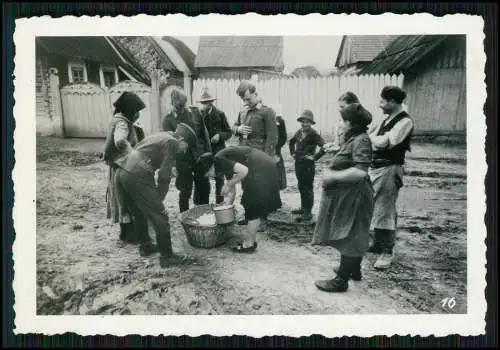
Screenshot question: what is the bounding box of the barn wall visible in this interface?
[403,36,466,134]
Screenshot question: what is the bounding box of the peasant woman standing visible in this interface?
[311,103,374,293]
[103,92,146,244]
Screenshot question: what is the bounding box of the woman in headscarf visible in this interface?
[311,103,374,293]
[103,91,146,244]
[199,146,282,253]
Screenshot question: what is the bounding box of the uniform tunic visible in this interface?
[233,103,278,157]
[161,106,212,209]
[215,146,282,221]
[312,133,374,257]
[114,132,179,255]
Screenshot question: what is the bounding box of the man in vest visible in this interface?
[232,81,279,228]
[198,88,233,204]
[369,86,414,270]
[161,89,212,213]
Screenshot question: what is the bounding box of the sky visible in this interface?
[175,36,343,74]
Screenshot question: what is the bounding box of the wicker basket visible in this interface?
[179,204,228,249]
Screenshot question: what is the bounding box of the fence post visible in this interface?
[48,68,64,137]
[150,71,161,133]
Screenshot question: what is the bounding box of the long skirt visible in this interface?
[312,179,374,257]
[369,165,404,231]
[241,151,283,221]
[106,165,132,224]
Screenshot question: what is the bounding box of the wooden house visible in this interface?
[335,35,398,75]
[360,35,466,136]
[112,36,196,99]
[35,36,150,135]
[195,36,285,80]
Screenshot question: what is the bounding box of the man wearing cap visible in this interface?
[114,130,193,267]
[368,86,414,270]
[289,109,326,222]
[161,89,212,213]
[198,88,233,204]
[233,81,279,159]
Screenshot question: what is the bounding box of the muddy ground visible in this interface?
[36,136,467,315]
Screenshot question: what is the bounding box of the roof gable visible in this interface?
[335,35,398,67]
[360,35,451,74]
[195,36,284,70]
[36,36,124,65]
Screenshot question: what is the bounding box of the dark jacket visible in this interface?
[276,116,287,155]
[233,103,278,157]
[202,106,233,154]
[161,106,212,164]
[289,128,326,162]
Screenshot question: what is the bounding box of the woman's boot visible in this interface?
[315,255,349,292]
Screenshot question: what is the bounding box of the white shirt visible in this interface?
[369,109,414,150]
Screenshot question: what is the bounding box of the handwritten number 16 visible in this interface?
[441,297,456,310]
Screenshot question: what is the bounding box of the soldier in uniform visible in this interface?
[232,81,279,158]
[161,89,212,213]
[198,88,233,204]
[232,81,279,227]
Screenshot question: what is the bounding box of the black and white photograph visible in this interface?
[13,14,486,337]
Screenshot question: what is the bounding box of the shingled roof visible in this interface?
[360,35,450,74]
[335,35,399,67]
[195,36,284,70]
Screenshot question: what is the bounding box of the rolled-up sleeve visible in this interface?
[352,135,373,172]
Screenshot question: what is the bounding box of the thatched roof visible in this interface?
[360,35,450,74]
[335,35,399,67]
[195,36,284,70]
[161,36,196,73]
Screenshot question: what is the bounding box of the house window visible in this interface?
[67,60,88,84]
[100,65,119,89]
[71,67,85,83]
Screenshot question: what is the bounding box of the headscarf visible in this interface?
[113,91,146,121]
[340,103,372,141]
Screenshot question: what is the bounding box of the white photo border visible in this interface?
[13,13,487,337]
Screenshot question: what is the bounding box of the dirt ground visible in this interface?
[36,136,467,315]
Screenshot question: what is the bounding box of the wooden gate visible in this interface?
[60,83,112,138]
[60,81,153,138]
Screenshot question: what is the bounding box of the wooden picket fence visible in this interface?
[193,74,404,139]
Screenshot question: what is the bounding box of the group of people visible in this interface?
[102,81,414,294]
